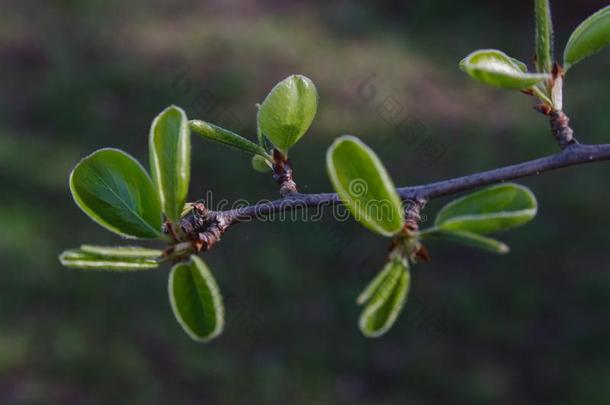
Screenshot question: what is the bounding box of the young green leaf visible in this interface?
[535,0,554,73]
[80,245,163,259]
[149,106,191,222]
[434,183,537,234]
[189,120,271,159]
[356,259,397,305]
[563,5,610,71]
[421,229,509,254]
[168,255,224,342]
[256,117,266,147]
[327,135,404,237]
[358,258,410,338]
[459,49,550,90]
[59,249,159,271]
[69,148,163,239]
[251,154,272,173]
[257,74,317,154]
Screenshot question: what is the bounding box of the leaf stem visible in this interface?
[531,85,554,107]
[535,0,554,74]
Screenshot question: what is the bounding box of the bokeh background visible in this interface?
[2,0,610,403]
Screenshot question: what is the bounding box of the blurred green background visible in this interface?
[2,0,610,403]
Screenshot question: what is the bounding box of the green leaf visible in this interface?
[459,49,550,90]
[535,0,554,74]
[149,106,191,222]
[189,120,271,159]
[358,258,410,338]
[80,244,163,259]
[327,135,404,237]
[251,154,272,173]
[59,249,159,271]
[563,5,610,71]
[256,117,266,147]
[257,74,318,154]
[356,259,397,305]
[434,183,537,234]
[69,148,163,239]
[421,229,509,254]
[168,255,224,342]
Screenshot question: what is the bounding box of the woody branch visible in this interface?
[174,117,610,255]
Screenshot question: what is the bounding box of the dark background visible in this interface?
[1,0,610,403]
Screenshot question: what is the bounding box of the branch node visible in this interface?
[404,198,426,232]
[550,110,577,149]
[180,204,232,252]
[391,199,430,263]
[272,149,298,197]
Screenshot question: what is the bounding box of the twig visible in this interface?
[179,141,610,246]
